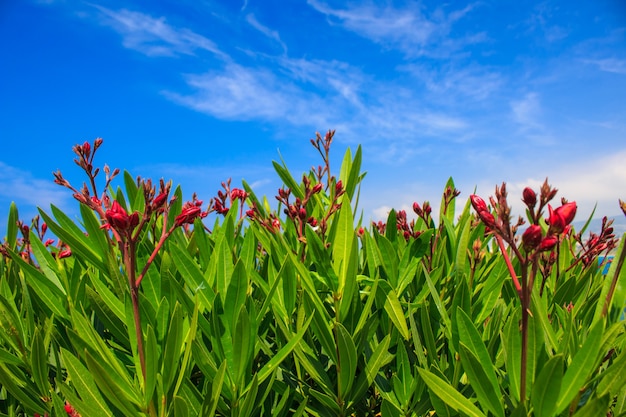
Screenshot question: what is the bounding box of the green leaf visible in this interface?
[84,350,141,416]
[162,303,184,393]
[0,363,45,413]
[224,260,249,331]
[458,343,504,417]
[384,287,410,341]
[61,349,113,417]
[255,314,313,386]
[335,323,357,400]
[272,159,304,200]
[531,354,563,417]
[417,368,486,417]
[30,328,49,396]
[144,325,158,406]
[595,235,626,321]
[454,215,471,281]
[456,309,500,400]
[571,394,611,417]
[6,201,18,248]
[596,349,626,397]
[332,194,356,293]
[202,360,227,417]
[504,311,522,403]
[556,320,604,414]
[172,395,189,417]
[6,247,68,319]
[232,306,253,388]
[39,206,106,271]
[28,230,64,293]
[169,243,216,310]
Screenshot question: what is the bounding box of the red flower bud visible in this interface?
[556,202,577,225]
[412,202,422,216]
[58,249,72,259]
[537,235,558,252]
[357,227,365,237]
[175,206,202,227]
[105,201,132,232]
[522,225,542,251]
[469,194,488,213]
[547,202,577,234]
[312,183,323,194]
[522,187,536,208]
[152,192,168,210]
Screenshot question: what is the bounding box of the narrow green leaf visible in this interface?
[172,395,189,417]
[163,303,183,393]
[169,243,215,310]
[144,325,158,407]
[255,314,313,385]
[596,349,626,396]
[84,351,141,416]
[336,323,357,399]
[30,328,49,396]
[61,349,113,417]
[272,159,304,200]
[6,202,18,248]
[417,368,486,417]
[6,247,68,319]
[458,343,504,417]
[504,311,522,403]
[531,354,563,417]
[39,206,106,271]
[384,288,410,341]
[28,230,64,293]
[570,394,611,417]
[456,309,500,400]
[556,320,604,414]
[232,306,253,388]
[224,260,249,331]
[0,363,45,413]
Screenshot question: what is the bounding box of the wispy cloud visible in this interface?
[0,162,70,212]
[307,0,484,57]
[582,58,626,74]
[245,13,287,54]
[93,6,227,58]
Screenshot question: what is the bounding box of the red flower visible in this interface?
[547,202,577,234]
[522,225,542,251]
[103,201,140,235]
[175,206,202,227]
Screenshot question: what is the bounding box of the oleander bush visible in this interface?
[1,132,625,417]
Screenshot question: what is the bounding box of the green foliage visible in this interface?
[1,134,625,416]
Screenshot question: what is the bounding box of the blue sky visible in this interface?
[1,0,626,236]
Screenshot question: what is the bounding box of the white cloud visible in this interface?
[582,58,626,75]
[0,162,70,213]
[307,0,483,57]
[93,6,227,58]
[245,13,287,54]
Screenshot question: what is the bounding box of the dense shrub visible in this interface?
[1,132,625,416]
